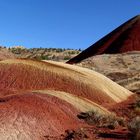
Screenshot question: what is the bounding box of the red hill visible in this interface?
[67,15,140,64]
[0,59,134,139]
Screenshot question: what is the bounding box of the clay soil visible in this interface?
[0,59,135,139]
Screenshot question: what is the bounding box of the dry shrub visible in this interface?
[63,129,88,140]
[128,116,140,140]
[77,111,125,129]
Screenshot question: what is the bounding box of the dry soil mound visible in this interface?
[0,90,85,139]
[0,59,134,139]
[0,59,133,106]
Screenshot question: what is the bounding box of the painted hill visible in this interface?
[0,59,133,139]
[0,59,132,105]
[67,15,140,64]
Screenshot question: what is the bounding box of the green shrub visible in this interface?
[64,56,71,60]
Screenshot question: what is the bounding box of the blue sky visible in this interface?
[0,0,140,49]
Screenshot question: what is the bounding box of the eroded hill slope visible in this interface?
[77,51,140,93]
[0,59,133,139]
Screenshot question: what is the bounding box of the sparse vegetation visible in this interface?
[128,116,140,140]
[8,47,81,61]
[129,95,140,113]
[9,46,25,54]
[63,56,71,60]
[134,98,140,108]
[77,111,125,129]
[63,129,88,140]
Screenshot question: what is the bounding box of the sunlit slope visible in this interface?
[33,90,110,114]
[0,59,134,139]
[0,89,110,139]
[0,91,84,139]
[0,59,133,106]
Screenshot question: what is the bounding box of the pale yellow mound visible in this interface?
[43,60,133,102]
[33,90,110,114]
[1,59,133,103]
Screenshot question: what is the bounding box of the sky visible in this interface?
[0,0,140,49]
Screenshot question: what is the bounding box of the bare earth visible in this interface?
[0,47,15,60]
[0,59,133,139]
[77,51,140,93]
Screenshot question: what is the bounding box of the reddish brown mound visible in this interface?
[67,15,140,64]
[0,59,134,139]
[0,90,85,139]
[109,94,140,120]
[0,47,15,60]
[0,59,132,107]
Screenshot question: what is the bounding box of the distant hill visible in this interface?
[0,46,15,60]
[77,51,140,93]
[67,15,140,64]
[9,47,81,61]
